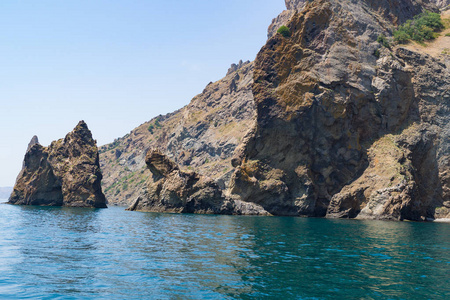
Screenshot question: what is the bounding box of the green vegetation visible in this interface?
[373,49,381,58]
[148,124,155,134]
[377,34,390,48]
[99,138,121,153]
[445,33,450,37]
[443,17,450,29]
[105,172,136,194]
[277,25,291,38]
[148,117,162,134]
[394,11,444,44]
[154,117,161,128]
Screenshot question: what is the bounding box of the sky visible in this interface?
[0,0,286,187]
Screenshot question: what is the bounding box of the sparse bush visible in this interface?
[393,30,410,43]
[154,117,161,128]
[377,34,390,48]
[277,25,291,38]
[394,11,444,43]
[373,49,381,58]
[148,124,154,134]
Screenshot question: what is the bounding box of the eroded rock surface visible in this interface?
[9,121,107,208]
[228,0,450,221]
[127,150,269,215]
[103,0,449,221]
[100,61,255,206]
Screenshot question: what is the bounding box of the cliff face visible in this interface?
[228,0,450,220]
[100,61,255,206]
[9,121,107,208]
[102,0,449,221]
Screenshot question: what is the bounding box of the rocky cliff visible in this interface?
[9,121,107,208]
[228,0,450,221]
[100,61,255,206]
[103,0,450,221]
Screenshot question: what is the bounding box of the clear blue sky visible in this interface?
[0,0,286,187]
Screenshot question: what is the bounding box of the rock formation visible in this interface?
[434,0,450,9]
[103,0,450,221]
[9,121,107,208]
[127,149,269,215]
[228,0,450,221]
[126,150,231,214]
[100,61,255,206]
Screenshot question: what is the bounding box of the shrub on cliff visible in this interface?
[394,11,444,43]
[377,34,390,48]
[277,25,291,38]
[148,124,154,134]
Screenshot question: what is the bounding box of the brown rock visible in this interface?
[9,121,107,208]
[228,0,449,220]
[127,149,231,214]
[101,61,256,206]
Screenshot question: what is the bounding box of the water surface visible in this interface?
[0,201,449,299]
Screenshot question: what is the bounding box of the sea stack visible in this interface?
[9,121,107,208]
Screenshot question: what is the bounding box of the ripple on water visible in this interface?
[0,204,449,299]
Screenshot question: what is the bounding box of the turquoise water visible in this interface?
[0,202,449,299]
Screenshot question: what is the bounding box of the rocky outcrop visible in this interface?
[434,0,450,9]
[228,0,450,221]
[127,150,252,214]
[102,0,449,221]
[100,61,255,206]
[127,149,269,215]
[268,1,308,39]
[9,121,107,208]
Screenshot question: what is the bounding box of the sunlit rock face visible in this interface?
[228,0,450,221]
[100,61,256,207]
[9,121,107,208]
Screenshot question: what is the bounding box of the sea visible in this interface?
[0,200,449,299]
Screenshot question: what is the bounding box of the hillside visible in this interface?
[102,0,450,221]
[100,61,255,206]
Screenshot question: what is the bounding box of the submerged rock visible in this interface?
[9,121,107,208]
